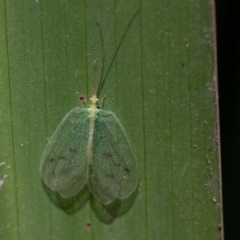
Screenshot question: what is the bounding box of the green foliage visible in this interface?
[0,0,222,239]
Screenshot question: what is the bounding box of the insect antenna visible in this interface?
[96,9,140,98]
[93,23,105,97]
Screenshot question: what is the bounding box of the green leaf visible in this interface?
[0,0,222,239]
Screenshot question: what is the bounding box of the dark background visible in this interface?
[216,0,239,239]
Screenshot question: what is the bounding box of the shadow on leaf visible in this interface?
[91,186,138,224]
[42,181,138,223]
[42,181,89,214]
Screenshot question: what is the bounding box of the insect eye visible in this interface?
[79,96,86,106]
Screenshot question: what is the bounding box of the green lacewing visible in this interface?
[40,11,139,204]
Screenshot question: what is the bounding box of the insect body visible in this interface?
[40,11,139,205]
[40,95,138,204]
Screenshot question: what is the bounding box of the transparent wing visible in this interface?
[40,107,89,197]
[88,109,138,204]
